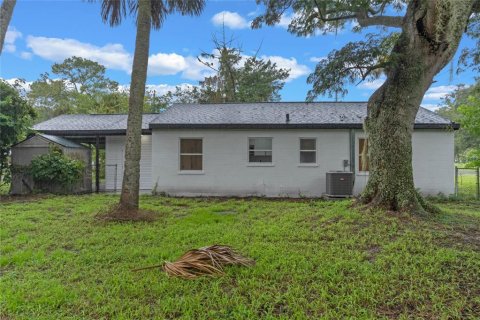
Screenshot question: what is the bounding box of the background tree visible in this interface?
[436,82,480,162]
[197,34,289,103]
[0,0,16,54]
[457,85,480,168]
[0,79,36,186]
[159,34,289,105]
[99,0,205,213]
[28,57,128,121]
[253,0,479,213]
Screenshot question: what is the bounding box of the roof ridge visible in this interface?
[173,101,368,106]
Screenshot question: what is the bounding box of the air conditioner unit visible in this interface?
[326,171,354,197]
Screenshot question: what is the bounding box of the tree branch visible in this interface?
[357,15,403,28]
[312,0,402,28]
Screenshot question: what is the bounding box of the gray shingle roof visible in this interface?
[149,102,457,129]
[32,102,457,134]
[33,114,159,135]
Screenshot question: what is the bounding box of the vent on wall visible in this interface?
[326,171,354,197]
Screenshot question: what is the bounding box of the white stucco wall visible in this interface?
[105,135,152,191]
[352,130,455,195]
[151,129,351,197]
[412,130,455,195]
[150,128,454,197]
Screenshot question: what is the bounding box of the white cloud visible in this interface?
[22,35,311,83]
[24,35,212,80]
[423,85,458,100]
[212,11,249,29]
[4,44,16,53]
[2,78,33,92]
[261,55,310,81]
[421,103,441,111]
[20,51,33,60]
[4,27,22,53]
[26,36,132,72]
[145,83,196,95]
[181,56,215,81]
[309,56,326,63]
[359,78,385,90]
[148,53,187,76]
[247,9,260,17]
[277,12,297,29]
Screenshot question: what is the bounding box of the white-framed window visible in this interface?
[179,138,203,171]
[248,137,272,163]
[358,138,369,172]
[299,138,316,164]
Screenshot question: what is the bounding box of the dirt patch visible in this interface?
[95,204,158,222]
[365,245,381,262]
[215,210,237,215]
[174,203,190,207]
[0,194,53,204]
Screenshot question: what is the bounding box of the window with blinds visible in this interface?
[180,138,203,171]
[299,138,316,163]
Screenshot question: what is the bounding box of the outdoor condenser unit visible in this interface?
[326,171,354,197]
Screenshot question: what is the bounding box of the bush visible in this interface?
[30,148,84,186]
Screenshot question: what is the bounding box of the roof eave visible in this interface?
[34,129,152,136]
[149,123,459,130]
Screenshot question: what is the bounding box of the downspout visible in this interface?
[95,135,100,193]
[349,129,356,185]
[349,129,355,173]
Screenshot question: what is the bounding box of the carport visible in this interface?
[32,114,157,192]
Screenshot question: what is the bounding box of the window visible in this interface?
[299,138,316,164]
[248,138,272,163]
[180,138,202,171]
[358,138,369,172]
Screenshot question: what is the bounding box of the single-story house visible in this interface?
[32,102,458,197]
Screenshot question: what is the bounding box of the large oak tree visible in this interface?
[253,0,479,213]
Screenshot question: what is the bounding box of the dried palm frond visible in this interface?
[132,245,255,279]
[199,245,255,267]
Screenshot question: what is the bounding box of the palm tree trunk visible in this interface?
[118,0,151,211]
[0,0,17,54]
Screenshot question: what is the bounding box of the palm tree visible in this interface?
[100,0,205,213]
[0,0,17,54]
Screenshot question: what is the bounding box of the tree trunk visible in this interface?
[118,0,151,211]
[360,0,473,213]
[0,0,16,54]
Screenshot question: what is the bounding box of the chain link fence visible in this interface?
[455,167,480,200]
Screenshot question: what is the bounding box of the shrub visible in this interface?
[30,148,84,186]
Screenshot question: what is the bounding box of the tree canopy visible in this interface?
[436,82,480,164]
[0,79,36,184]
[28,57,129,120]
[253,0,479,100]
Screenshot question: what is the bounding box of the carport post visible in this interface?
[95,135,100,193]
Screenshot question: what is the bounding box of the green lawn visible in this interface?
[1,195,479,319]
[456,173,479,199]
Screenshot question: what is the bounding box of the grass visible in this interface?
[456,172,479,199]
[1,195,479,319]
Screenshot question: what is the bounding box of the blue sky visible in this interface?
[1,0,477,110]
